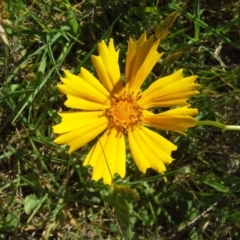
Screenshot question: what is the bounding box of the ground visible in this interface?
[0,0,240,239]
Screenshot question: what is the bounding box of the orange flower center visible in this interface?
[106,91,143,131]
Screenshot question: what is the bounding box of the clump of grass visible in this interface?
[1,0,240,239]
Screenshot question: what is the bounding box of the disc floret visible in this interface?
[106,90,143,131]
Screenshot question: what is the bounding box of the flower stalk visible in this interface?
[197,121,240,131]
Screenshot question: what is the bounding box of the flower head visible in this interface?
[53,33,199,185]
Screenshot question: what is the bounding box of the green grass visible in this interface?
[1,0,240,239]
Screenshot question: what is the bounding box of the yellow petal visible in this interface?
[143,107,198,134]
[128,127,177,174]
[63,70,109,100]
[53,111,104,134]
[125,33,163,93]
[53,113,108,153]
[83,128,126,185]
[58,70,111,108]
[91,39,122,93]
[139,69,199,108]
[64,95,110,110]
[78,67,110,97]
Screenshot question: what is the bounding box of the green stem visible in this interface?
[197,121,240,130]
[224,125,240,130]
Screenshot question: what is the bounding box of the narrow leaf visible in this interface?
[155,11,178,40]
[115,195,130,230]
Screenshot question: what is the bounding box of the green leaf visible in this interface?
[203,179,229,193]
[115,194,129,230]
[24,194,41,215]
[20,172,42,192]
[110,223,118,233]
[0,210,19,231]
[115,184,139,201]
[109,183,139,204]
[0,89,33,103]
[64,0,80,36]
[161,51,182,66]
[194,0,200,40]
[155,11,178,40]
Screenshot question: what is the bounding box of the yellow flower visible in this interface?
[53,33,199,185]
